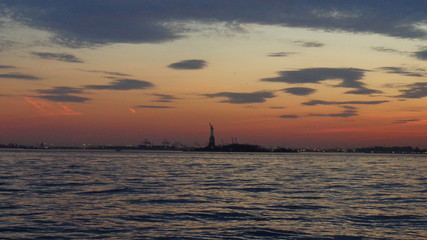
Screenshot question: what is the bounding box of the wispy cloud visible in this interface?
[168,59,207,70]
[24,97,82,115]
[76,69,131,77]
[36,86,85,95]
[344,87,383,95]
[57,103,82,115]
[85,79,154,90]
[293,40,324,48]
[34,94,91,103]
[0,65,15,69]
[34,86,90,103]
[372,46,406,54]
[0,73,40,80]
[378,66,424,77]
[396,82,427,99]
[34,80,154,103]
[302,99,389,106]
[129,106,136,113]
[270,106,286,109]
[32,52,83,63]
[308,106,358,118]
[392,119,421,124]
[204,91,275,104]
[267,52,296,57]
[150,94,180,103]
[134,105,175,109]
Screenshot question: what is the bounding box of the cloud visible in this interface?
[293,40,324,48]
[0,65,15,69]
[34,86,89,103]
[35,86,84,95]
[76,69,131,77]
[24,97,82,115]
[261,67,381,94]
[392,119,421,124]
[283,87,316,96]
[32,52,83,63]
[129,106,136,113]
[34,81,153,103]
[204,91,275,104]
[372,47,406,54]
[279,115,299,119]
[4,1,427,47]
[151,94,179,103]
[302,99,389,106]
[414,49,427,60]
[378,66,424,77]
[344,87,383,95]
[262,67,365,87]
[85,79,154,90]
[0,38,16,52]
[0,73,40,80]
[2,2,182,47]
[341,105,357,110]
[34,94,91,103]
[168,59,207,70]
[270,106,285,109]
[134,105,174,109]
[309,107,358,118]
[396,82,427,98]
[267,52,296,57]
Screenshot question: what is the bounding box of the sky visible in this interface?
[1,0,427,148]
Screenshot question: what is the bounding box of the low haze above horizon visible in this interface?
[1,0,427,148]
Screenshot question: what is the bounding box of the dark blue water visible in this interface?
[0,150,425,239]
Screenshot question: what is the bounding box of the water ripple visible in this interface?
[0,150,425,239]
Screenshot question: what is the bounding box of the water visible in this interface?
[0,150,426,239]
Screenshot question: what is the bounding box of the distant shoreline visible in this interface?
[1,144,426,154]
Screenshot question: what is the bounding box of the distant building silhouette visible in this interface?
[208,123,216,149]
[142,139,152,148]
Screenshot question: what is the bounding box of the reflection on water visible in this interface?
[0,150,426,239]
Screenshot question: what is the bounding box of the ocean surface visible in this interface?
[0,150,426,240]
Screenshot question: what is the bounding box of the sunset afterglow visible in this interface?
[1,1,427,148]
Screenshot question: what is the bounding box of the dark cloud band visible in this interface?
[283,87,316,96]
[379,66,424,77]
[309,108,358,118]
[35,94,90,103]
[414,50,427,60]
[36,86,84,95]
[204,91,275,104]
[303,99,389,106]
[267,52,296,57]
[392,119,421,124]
[0,73,40,80]
[396,82,427,99]
[0,65,15,69]
[279,115,299,119]
[85,79,154,90]
[168,59,207,70]
[293,40,324,48]
[4,1,427,47]
[32,52,83,63]
[262,67,381,95]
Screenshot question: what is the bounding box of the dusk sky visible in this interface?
[1,0,427,148]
